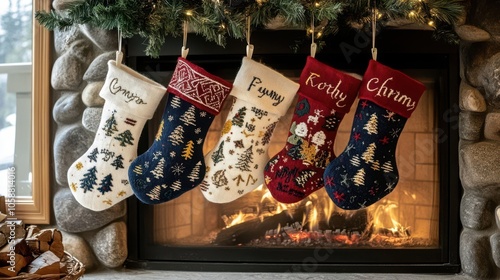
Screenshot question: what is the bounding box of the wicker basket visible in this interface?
[3,251,85,280]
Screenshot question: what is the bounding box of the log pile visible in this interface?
[0,223,69,278]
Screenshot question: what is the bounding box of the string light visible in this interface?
[185,10,193,16]
[314,2,320,7]
[427,20,435,27]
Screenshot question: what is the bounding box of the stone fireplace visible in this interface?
[48,0,500,278]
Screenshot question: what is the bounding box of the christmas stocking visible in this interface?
[265,56,362,203]
[129,57,232,204]
[201,57,299,203]
[67,60,166,211]
[324,60,426,210]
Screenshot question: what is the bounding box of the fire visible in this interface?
[220,186,414,247]
[368,200,411,239]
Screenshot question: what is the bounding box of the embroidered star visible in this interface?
[168,115,174,122]
[194,128,202,134]
[70,182,77,192]
[353,133,361,141]
[379,136,390,145]
[118,191,127,197]
[361,100,369,109]
[333,191,345,202]
[200,111,207,117]
[324,176,335,187]
[75,162,83,170]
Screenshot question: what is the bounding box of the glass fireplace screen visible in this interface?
[151,70,439,249]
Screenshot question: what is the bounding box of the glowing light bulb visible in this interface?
[314,2,320,7]
[427,20,435,27]
[185,10,193,16]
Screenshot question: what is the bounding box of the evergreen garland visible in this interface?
[35,0,465,57]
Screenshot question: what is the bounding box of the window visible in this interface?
[0,0,50,224]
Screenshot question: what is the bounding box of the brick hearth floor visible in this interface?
[82,269,474,279]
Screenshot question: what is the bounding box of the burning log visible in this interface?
[214,207,370,246]
[214,208,306,246]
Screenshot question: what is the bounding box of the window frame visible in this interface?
[15,0,51,224]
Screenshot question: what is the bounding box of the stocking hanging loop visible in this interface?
[181,20,190,58]
[246,16,254,59]
[310,13,317,58]
[116,26,123,66]
[370,1,378,61]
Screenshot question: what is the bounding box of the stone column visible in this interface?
[50,0,127,270]
[456,0,500,279]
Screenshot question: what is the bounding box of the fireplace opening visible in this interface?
[126,29,460,273]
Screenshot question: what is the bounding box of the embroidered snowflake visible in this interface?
[194,128,202,134]
[229,150,235,155]
[144,161,150,168]
[197,138,203,144]
[168,115,174,122]
[200,111,207,117]
[390,128,402,138]
[169,151,176,158]
[383,110,396,122]
[171,163,185,175]
[153,151,162,160]
[345,144,354,156]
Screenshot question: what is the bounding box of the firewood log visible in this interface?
[27,250,60,275]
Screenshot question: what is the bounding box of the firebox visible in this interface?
[125,29,461,273]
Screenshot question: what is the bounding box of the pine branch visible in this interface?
[34,0,467,57]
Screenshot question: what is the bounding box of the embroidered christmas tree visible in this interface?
[294,170,316,188]
[170,180,182,191]
[111,155,124,170]
[114,130,134,147]
[261,121,278,146]
[88,148,99,162]
[187,161,202,182]
[155,120,164,141]
[364,113,378,135]
[97,174,113,194]
[212,169,228,187]
[350,155,361,167]
[361,142,376,164]
[150,158,165,179]
[179,105,197,126]
[80,166,98,193]
[232,106,247,127]
[382,161,394,173]
[371,160,381,171]
[168,125,184,146]
[181,140,195,160]
[300,140,317,165]
[235,145,253,172]
[102,111,118,136]
[211,141,225,164]
[353,168,366,186]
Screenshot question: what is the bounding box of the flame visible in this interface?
[223,211,257,228]
[368,200,410,238]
